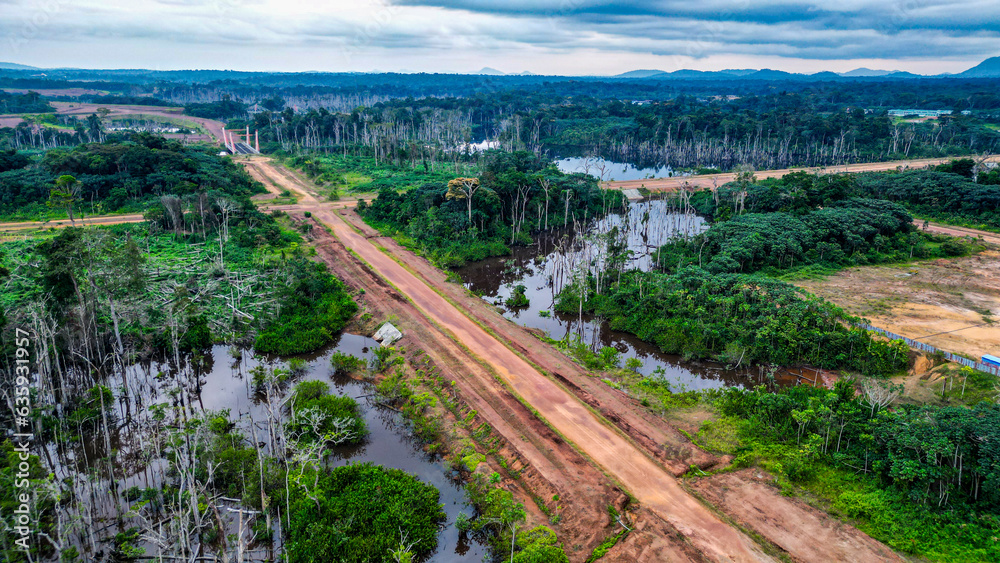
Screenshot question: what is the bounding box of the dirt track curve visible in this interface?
[605,155,1000,192]
[0,102,227,143]
[315,205,772,562]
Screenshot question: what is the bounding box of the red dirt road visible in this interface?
[0,213,146,232]
[315,206,773,562]
[239,157,320,203]
[921,221,1000,246]
[606,155,1000,192]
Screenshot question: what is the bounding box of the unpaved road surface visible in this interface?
[693,470,904,563]
[316,206,772,562]
[922,221,1000,246]
[0,213,146,232]
[605,155,1000,192]
[239,157,320,203]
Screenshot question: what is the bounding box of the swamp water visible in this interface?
[458,199,816,390]
[556,156,676,182]
[42,334,487,562]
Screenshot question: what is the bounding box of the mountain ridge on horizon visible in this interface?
[1,56,998,79]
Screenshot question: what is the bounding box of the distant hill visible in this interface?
[472,67,505,76]
[885,71,922,79]
[614,69,668,79]
[840,68,898,77]
[747,69,796,80]
[0,62,38,70]
[809,71,842,80]
[959,56,1000,77]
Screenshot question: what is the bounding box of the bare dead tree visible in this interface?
[861,378,902,416]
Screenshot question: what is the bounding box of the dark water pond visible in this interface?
[458,200,808,391]
[51,334,487,562]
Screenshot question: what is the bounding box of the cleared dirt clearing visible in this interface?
[796,250,1000,360]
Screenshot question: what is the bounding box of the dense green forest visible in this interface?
[0,91,53,114]
[697,383,1000,561]
[4,72,1000,172]
[657,198,978,275]
[0,133,262,220]
[184,96,248,119]
[691,161,1000,229]
[660,164,994,277]
[359,150,625,266]
[557,267,909,376]
[854,167,1000,230]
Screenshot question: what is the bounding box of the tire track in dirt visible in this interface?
[313,206,773,562]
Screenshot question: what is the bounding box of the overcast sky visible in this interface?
[3,0,998,75]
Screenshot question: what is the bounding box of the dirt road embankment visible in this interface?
[238,157,320,203]
[605,155,1000,192]
[315,207,771,562]
[922,221,1000,246]
[0,213,146,232]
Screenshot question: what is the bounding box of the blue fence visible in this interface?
[858,323,1000,376]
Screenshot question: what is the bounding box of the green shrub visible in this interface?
[286,381,366,444]
[505,284,530,308]
[255,259,357,355]
[285,463,445,563]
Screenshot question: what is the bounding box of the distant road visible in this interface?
[0,213,147,232]
[604,155,1000,192]
[0,102,226,144]
[921,221,1000,246]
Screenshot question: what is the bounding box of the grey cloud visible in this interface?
[2,0,997,71]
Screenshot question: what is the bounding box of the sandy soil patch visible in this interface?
[796,251,1000,360]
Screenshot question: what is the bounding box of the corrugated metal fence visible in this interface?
[858,323,1000,376]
